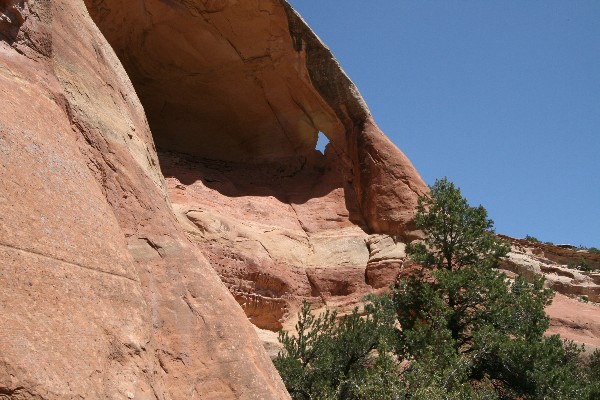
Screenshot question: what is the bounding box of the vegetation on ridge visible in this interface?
[275,178,600,399]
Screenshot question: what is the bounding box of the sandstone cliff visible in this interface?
[83,0,428,333]
[7,1,592,398]
[0,0,427,398]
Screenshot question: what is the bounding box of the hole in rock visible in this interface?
[315,131,329,155]
[84,1,372,329]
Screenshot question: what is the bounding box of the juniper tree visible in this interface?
[396,178,590,398]
[276,178,598,399]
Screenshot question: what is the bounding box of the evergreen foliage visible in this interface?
[525,235,541,243]
[275,178,598,399]
[274,297,402,399]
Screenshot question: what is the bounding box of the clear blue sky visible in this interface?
[289,1,600,248]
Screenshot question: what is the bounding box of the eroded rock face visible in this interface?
[161,149,400,329]
[0,0,26,43]
[160,148,414,330]
[547,293,600,350]
[0,0,288,398]
[83,0,428,238]
[500,236,600,302]
[81,0,427,332]
[2,2,597,398]
[497,236,600,349]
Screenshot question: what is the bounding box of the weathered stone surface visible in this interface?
[84,0,428,239]
[80,0,426,333]
[500,236,600,302]
[367,235,407,263]
[364,235,406,288]
[1,0,289,398]
[496,236,600,348]
[162,150,373,330]
[365,261,403,289]
[3,1,599,396]
[546,293,600,350]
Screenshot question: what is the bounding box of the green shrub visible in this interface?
[588,247,600,254]
[274,298,402,400]
[579,259,592,271]
[568,258,597,272]
[276,178,597,399]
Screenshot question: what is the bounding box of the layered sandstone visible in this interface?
[83,0,427,332]
[1,0,428,398]
[160,151,409,330]
[500,236,600,302]
[1,0,290,398]
[497,236,600,349]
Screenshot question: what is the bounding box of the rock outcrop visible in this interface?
[1,0,427,398]
[83,0,427,237]
[497,236,600,349]
[1,0,296,398]
[2,1,599,397]
[547,293,600,350]
[500,236,600,302]
[82,0,427,332]
[161,151,410,329]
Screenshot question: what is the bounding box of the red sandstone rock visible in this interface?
[160,149,417,330]
[9,1,595,398]
[547,293,600,350]
[81,0,426,335]
[83,0,428,239]
[1,0,426,397]
[75,0,427,340]
[498,237,600,348]
[1,1,289,398]
[161,150,370,329]
[500,235,600,302]
[366,261,404,289]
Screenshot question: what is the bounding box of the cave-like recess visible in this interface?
[85,0,347,163]
[84,0,428,237]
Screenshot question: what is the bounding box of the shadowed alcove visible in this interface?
[84,0,426,330]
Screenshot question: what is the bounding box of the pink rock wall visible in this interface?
[1,0,430,398]
[0,0,288,398]
[81,0,428,334]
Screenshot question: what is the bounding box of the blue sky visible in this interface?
[289,1,600,247]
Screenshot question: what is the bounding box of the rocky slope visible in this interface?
[501,236,600,303]
[0,0,425,398]
[497,237,600,349]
